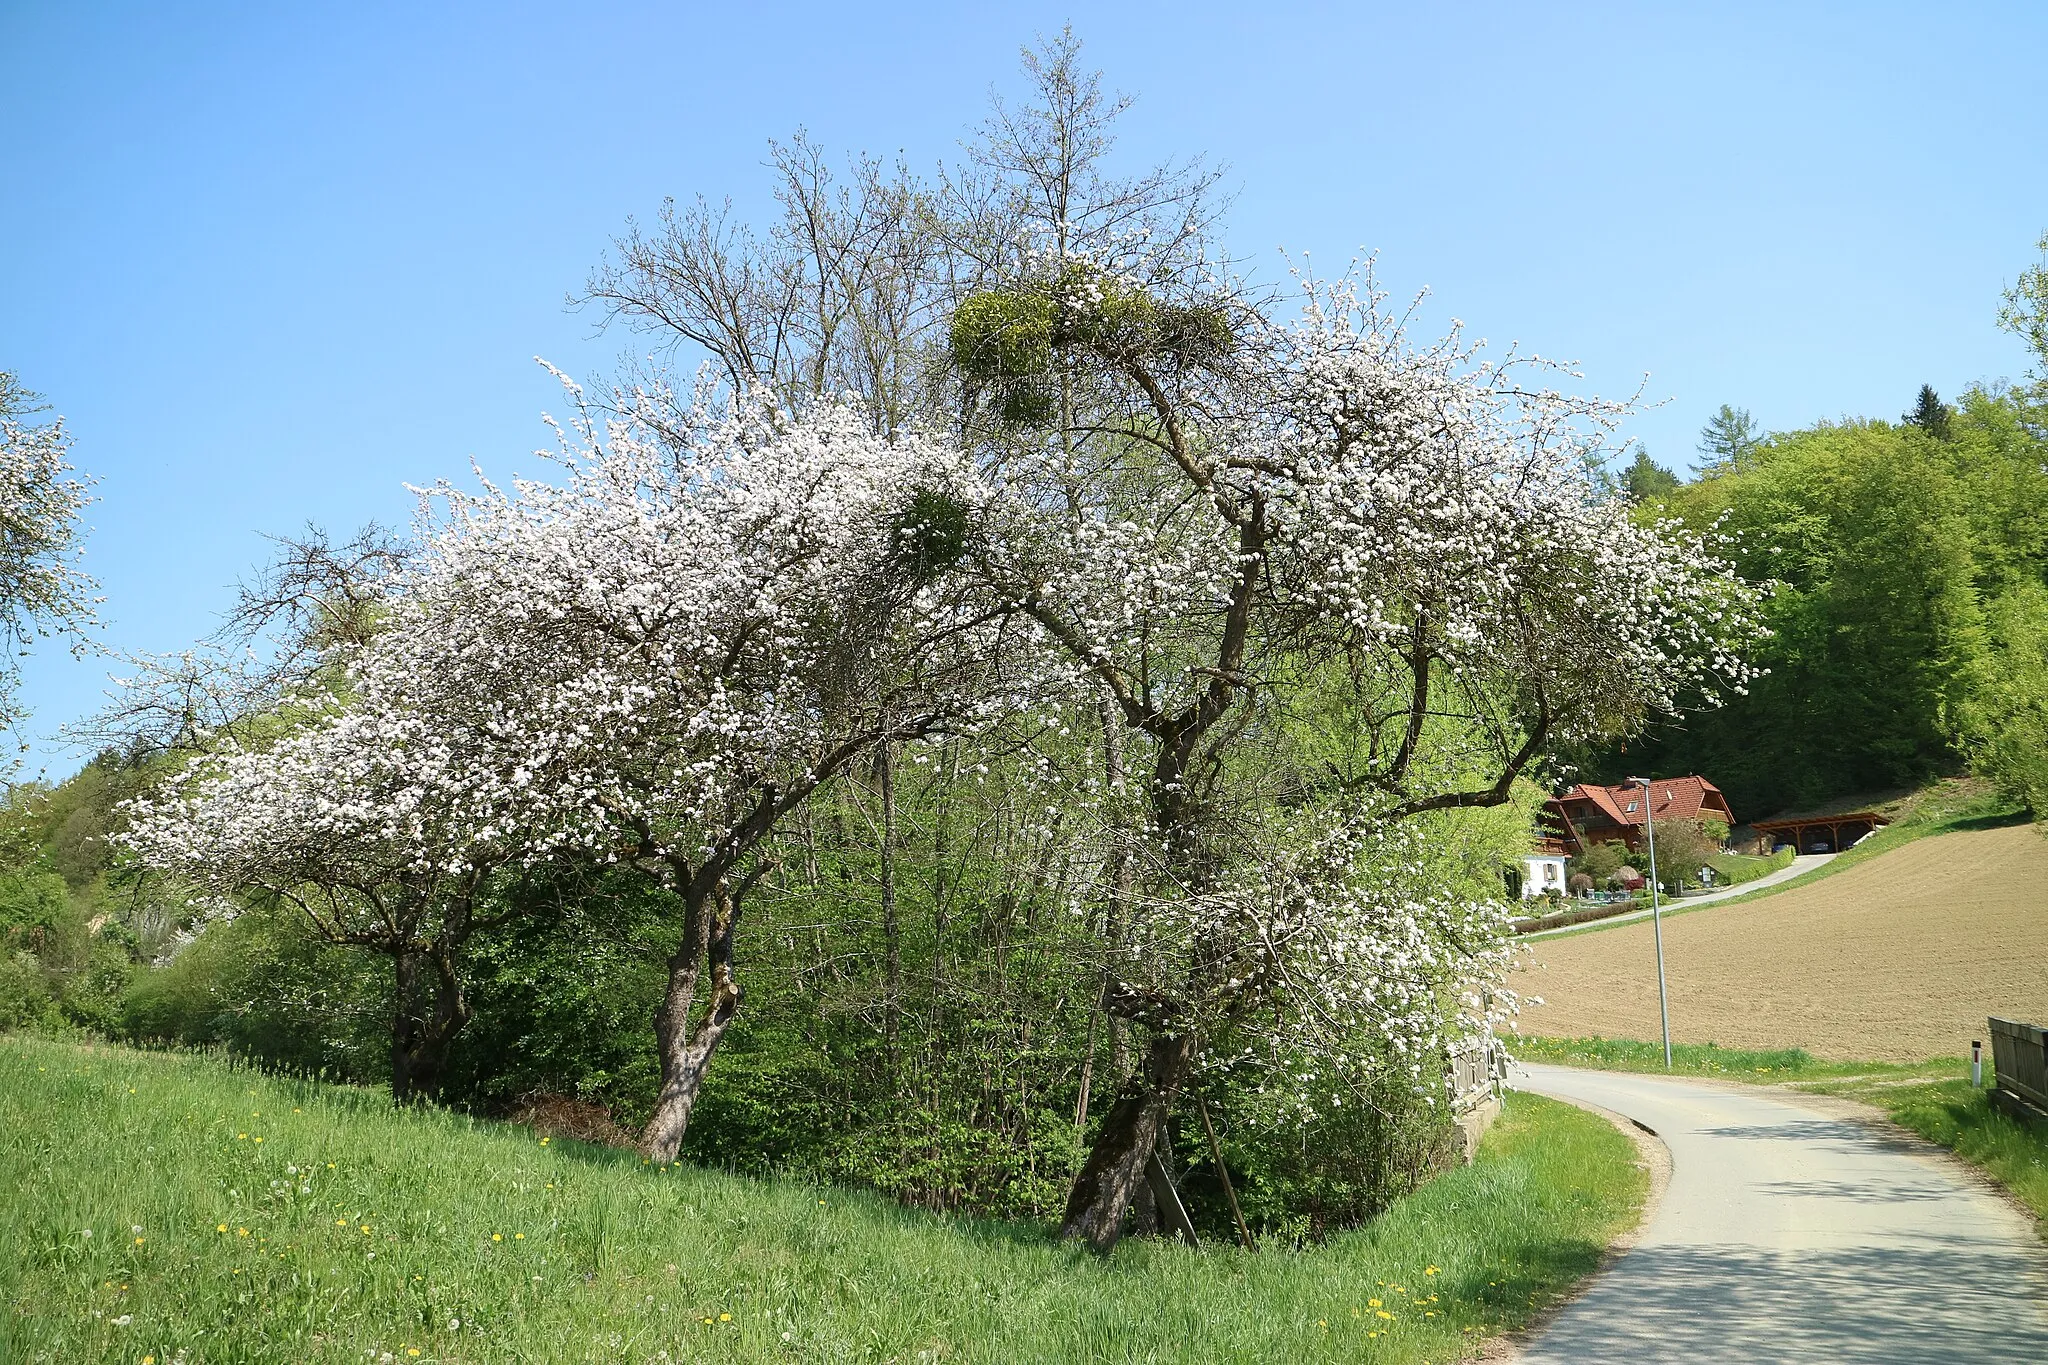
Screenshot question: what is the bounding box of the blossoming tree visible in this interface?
[0,371,99,734]
[953,258,1767,1247]
[395,387,1015,1155]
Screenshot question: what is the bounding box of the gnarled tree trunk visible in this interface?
[641,882,747,1162]
[1059,1031,1194,1250]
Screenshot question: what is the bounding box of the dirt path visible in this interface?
[1516,823,2048,1060]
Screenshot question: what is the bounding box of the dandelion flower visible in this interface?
[217,1224,228,1233]
[492,1233,502,1242]
[718,1313,731,1322]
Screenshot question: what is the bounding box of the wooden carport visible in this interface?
[1748,811,1888,854]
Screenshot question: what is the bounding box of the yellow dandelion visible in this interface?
[1369,1298,1382,1308]
[253,1137,263,1144]
[718,1312,731,1322]
[492,1233,502,1242]
[1376,1310,1394,1320]
[133,1237,144,1246]
[217,1224,228,1233]
[515,1232,525,1239]
[336,1219,347,1227]
[1425,1265,1439,1275]
[237,1228,250,1238]
[540,1136,550,1145]
[408,1352,421,1359]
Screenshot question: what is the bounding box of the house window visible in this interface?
[1625,801,1639,813]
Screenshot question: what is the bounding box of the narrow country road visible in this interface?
[1510,1063,2048,1363]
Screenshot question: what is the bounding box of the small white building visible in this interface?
[1521,853,1569,898]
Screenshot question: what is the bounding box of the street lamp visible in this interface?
[1631,776,1673,1070]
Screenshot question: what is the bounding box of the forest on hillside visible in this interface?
[1583,373,2048,822]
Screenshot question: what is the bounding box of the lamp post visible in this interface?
[1632,776,1673,1070]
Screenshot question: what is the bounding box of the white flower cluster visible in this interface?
[124,381,1023,920]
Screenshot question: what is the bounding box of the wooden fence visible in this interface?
[1989,1016,2048,1122]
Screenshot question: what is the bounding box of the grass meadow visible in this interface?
[1,1035,1647,1364]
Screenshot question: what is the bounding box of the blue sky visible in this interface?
[4,1,2045,779]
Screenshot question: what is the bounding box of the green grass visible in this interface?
[1508,1035,1954,1082]
[1704,846,1795,888]
[0,1037,1649,1364]
[1517,1033,2048,1234]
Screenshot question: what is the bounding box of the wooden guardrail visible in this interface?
[1988,1017,2048,1123]
[1449,1033,1503,1162]
[1448,1034,1498,1111]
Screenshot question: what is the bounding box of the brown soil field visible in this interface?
[1516,822,2048,1061]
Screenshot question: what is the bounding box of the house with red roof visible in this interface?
[1545,775,1735,859]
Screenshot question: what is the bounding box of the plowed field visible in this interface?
[1517,822,2048,1061]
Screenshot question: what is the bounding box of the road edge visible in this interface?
[1471,1085,1672,1364]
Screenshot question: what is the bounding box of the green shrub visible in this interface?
[0,949,56,1031]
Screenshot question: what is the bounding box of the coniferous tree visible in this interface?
[1697,404,1764,473]
[1904,384,1953,439]
[1621,448,1680,503]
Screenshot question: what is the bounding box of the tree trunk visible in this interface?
[389,944,472,1105]
[641,884,746,1163]
[878,742,899,1073]
[1058,1032,1194,1251]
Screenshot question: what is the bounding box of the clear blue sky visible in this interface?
[4,2,2045,779]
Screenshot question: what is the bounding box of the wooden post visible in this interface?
[1143,1150,1201,1248]
[1196,1096,1256,1252]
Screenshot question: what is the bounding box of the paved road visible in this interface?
[1521,854,1833,940]
[1511,1063,2048,1363]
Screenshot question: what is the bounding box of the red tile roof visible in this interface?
[1556,776,1733,828]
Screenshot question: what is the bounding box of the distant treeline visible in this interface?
[1585,385,2048,820]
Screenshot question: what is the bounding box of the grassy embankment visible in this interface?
[1,1036,1648,1364]
[1515,1036,2048,1233]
